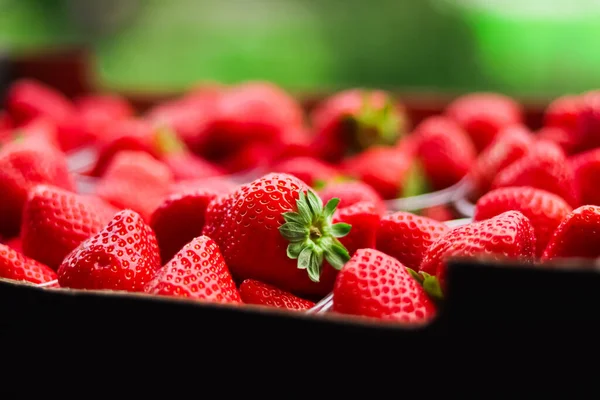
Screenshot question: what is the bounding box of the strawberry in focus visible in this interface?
[239,279,315,310]
[332,248,437,323]
[0,243,59,287]
[58,209,161,292]
[145,235,241,304]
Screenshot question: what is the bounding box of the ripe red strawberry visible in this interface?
[14,117,61,149]
[221,141,273,173]
[573,90,600,153]
[202,173,351,297]
[544,94,580,134]
[0,243,59,287]
[445,92,523,152]
[420,205,455,222]
[0,111,12,132]
[490,139,579,207]
[239,279,314,310]
[150,189,219,264]
[75,93,133,123]
[412,116,477,190]
[0,137,75,237]
[342,146,420,200]
[474,186,572,257]
[570,148,600,206]
[310,89,407,162]
[468,125,533,198]
[3,236,23,253]
[144,235,241,303]
[270,156,341,187]
[317,180,386,215]
[4,79,75,128]
[57,209,161,292]
[152,127,225,180]
[90,118,158,177]
[168,177,237,196]
[332,248,436,323]
[21,185,118,270]
[333,201,381,255]
[272,126,313,161]
[541,205,600,261]
[376,211,450,271]
[419,211,536,290]
[536,126,574,155]
[95,151,174,222]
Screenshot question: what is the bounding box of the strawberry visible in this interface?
[376,211,450,271]
[0,243,59,287]
[490,139,579,207]
[317,180,387,215]
[57,209,161,292]
[95,151,174,222]
[468,125,533,198]
[202,173,351,297]
[3,236,23,253]
[150,189,219,264]
[21,185,118,270]
[536,126,575,155]
[573,90,600,153]
[544,94,581,134]
[420,205,455,222]
[239,279,314,310]
[144,235,241,303]
[0,111,12,132]
[570,148,600,206]
[11,117,61,150]
[474,186,572,257]
[90,118,158,177]
[152,127,225,180]
[412,116,477,190]
[272,126,313,161]
[310,89,406,162]
[541,205,600,261]
[270,156,341,187]
[4,79,74,128]
[332,248,436,323]
[168,177,238,196]
[445,92,523,152]
[333,201,381,255]
[419,211,536,290]
[342,146,423,200]
[221,141,273,173]
[0,137,75,237]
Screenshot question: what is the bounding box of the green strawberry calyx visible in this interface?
[407,268,444,301]
[279,189,352,283]
[347,92,403,153]
[152,125,187,156]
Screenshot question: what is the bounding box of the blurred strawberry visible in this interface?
[0,136,75,238]
[0,111,12,134]
[221,141,273,174]
[89,118,158,177]
[420,205,455,222]
[542,95,581,154]
[95,151,174,221]
[413,116,476,190]
[342,146,424,200]
[317,180,387,215]
[573,90,600,153]
[152,127,225,180]
[168,177,238,195]
[272,126,313,160]
[2,236,22,253]
[11,117,60,150]
[491,139,579,207]
[310,89,407,162]
[270,156,341,187]
[76,93,134,122]
[570,148,600,206]
[541,205,600,261]
[445,92,523,152]
[333,201,381,255]
[468,125,534,198]
[536,126,575,154]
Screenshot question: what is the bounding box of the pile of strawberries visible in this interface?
[1,79,600,326]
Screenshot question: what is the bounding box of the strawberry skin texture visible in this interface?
[420,211,536,288]
[239,279,314,310]
[445,92,523,152]
[270,156,341,188]
[0,243,59,287]
[318,180,386,216]
[413,116,477,190]
[333,201,381,255]
[202,173,336,297]
[58,209,161,292]
[469,125,533,198]
[95,151,174,222]
[332,248,436,323]
[541,205,600,261]
[145,235,241,303]
[376,211,450,271]
[150,189,218,264]
[21,185,118,270]
[0,139,75,238]
[491,139,579,208]
[570,148,600,206]
[474,187,572,257]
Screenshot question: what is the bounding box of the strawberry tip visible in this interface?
[279,189,352,282]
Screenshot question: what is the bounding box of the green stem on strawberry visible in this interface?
[400,159,430,198]
[349,92,402,152]
[407,268,444,301]
[279,190,352,282]
[153,125,186,156]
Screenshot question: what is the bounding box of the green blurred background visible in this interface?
[1,0,600,96]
